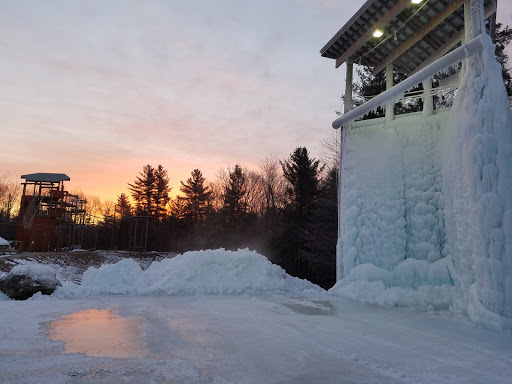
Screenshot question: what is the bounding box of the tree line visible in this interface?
[100,147,338,289]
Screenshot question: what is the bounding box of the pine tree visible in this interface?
[116,193,132,218]
[128,165,156,216]
[278,147,324,277]
[306,166,338,288]
[154,165,171,220]
[180,169,212,224]
[169,196,187,220]
[495,23,512,101]
[281,147,324,220]
[222,165,247,226]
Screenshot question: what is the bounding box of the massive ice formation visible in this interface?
[334,34,512,330]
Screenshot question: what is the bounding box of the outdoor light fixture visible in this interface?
[373,29,384,38]
[411,0,423,4]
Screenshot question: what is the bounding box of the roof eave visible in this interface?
[319,0,377,56]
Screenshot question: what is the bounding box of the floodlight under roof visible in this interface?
[372,29,384,38]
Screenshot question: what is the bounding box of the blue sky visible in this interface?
[1,0,511,201]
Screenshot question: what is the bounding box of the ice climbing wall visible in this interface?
[337,35,512,329]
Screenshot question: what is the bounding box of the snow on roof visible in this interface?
[0,237,9,246]
[21,173,70,183]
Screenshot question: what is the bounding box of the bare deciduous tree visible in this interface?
[0,174,21,220]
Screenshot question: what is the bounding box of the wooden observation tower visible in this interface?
[16,173,87,252]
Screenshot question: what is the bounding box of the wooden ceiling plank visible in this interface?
[395,13,439,57]
[334,0,414,68]
[372,0,465,74]
[408,29,464,75]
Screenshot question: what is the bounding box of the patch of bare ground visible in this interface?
[0,251,176,283]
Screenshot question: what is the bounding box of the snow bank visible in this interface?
[330,280,455,311]
[336,34,512,329]
[55,249,323,297]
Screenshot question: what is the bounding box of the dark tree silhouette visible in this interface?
[116,193,132,218]
[277,147,324,277]
[495,23,512,101]
[222,165,248,227]
[128,164,170,219]
[180,169,212,224]
[128,164,156,216]
[154,165,171,220]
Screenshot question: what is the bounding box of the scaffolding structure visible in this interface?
[16,173,87,252]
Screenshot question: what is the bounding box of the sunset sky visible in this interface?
[1,0,511,203]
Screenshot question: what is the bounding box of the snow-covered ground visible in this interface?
[1,249,511,383]
[1,294,511,384]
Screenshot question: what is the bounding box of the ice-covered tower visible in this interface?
[320,0,512,329]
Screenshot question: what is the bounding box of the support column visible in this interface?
[344,61,354,113]
[422,78,433,118]
[464,0,470,43]
[385,63,394,122]
[465,0,483,41]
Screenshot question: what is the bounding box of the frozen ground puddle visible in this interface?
[47,309,148,358]
[280,297,336,315]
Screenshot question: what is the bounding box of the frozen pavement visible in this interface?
[1,294,511,384]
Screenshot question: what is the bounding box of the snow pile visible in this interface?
[55,249,322,297]
[0,237,9,247]
[329,280,455,310]
[336,34,512,329]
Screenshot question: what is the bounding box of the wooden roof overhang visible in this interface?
[320,0,496,75]
[21,173,70,183]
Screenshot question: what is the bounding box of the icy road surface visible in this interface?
[1,295,511,384]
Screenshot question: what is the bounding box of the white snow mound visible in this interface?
[55,249,323,297]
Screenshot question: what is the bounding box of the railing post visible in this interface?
[386,63,394,121]
[422,78,433,118]
[344,61,353,113]
[465,0,484,40]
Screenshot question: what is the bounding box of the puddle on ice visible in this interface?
[47,309,148,358]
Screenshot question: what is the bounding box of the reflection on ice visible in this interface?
[47,309,148,358]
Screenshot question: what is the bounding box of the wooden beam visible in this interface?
[408,1,496,76]
[372,0,465,75]
[409,29,464,76]
[334,0,412,68]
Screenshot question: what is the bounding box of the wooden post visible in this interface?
[465,0,483,41]
[464,0,470,43]
[386,63,394,122]
[422,78,433,118]
[344,62,353,113]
